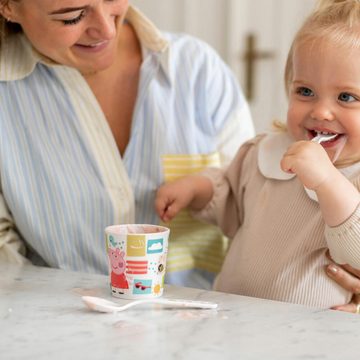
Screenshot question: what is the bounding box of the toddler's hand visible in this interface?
[155,177,196,222]
[280,140,337,190]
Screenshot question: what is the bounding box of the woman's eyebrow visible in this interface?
[48,7,86,15]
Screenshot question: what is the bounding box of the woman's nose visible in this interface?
[87,10,117,40]
[310,101,335,122]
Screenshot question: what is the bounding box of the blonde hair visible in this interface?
[284,0,360,95]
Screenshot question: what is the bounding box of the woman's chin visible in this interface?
[66,49,116,75]
[78,59,114,76]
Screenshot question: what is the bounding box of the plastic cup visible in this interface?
[105,224,169,299]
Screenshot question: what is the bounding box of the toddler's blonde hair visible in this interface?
[285,0,360,95]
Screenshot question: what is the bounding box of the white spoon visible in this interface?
[311,132,348,163]
[82,296,218,313]
[311,133,337,144]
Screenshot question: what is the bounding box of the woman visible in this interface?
[0,0,358,312]
[0,0,254,289]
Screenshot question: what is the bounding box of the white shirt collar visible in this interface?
[258,131,295,181]
[258,131,360,202]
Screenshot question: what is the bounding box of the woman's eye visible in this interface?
[296,87,313,97]
[62,11,85,25]
[338,92,356,102]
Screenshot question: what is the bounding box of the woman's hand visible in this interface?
[326,250,360,314]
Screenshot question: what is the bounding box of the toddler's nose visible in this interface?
[310,101,335,122]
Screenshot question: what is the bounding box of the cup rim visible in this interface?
[105,224,170,235]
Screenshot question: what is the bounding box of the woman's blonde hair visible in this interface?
[284,0,360,95]
[0,0,22,46]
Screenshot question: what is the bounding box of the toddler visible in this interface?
[155,0,360,308]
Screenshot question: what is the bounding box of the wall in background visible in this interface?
[130,0,229,60]
[129,0,317,132]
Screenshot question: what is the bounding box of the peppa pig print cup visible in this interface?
[105,224,170,299]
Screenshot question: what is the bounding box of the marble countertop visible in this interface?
[1,263,360,360]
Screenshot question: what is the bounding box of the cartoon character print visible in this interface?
[108,248,129,289]
[157,253,167,275]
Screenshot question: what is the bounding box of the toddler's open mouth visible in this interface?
[307,129,348,163]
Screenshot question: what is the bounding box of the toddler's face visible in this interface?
[287,39,360,165]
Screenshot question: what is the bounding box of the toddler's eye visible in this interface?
[296,87,313,97]
[338,92,356,102]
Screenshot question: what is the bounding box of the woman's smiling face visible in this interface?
[2,0,129,74]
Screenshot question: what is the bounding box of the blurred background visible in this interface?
[131,0,317,133]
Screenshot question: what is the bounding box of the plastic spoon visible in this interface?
[311,133,337,144]
[311,133,347,163]
[82,296,218,313]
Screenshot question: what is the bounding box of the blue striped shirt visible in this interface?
[0,6,254,287]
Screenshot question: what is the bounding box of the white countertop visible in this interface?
[1,263,360,359]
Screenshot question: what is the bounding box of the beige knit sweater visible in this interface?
[195,132,360,308]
